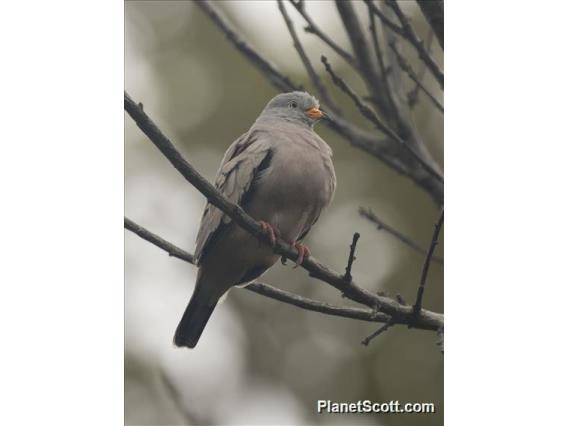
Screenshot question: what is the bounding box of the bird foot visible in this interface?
[293,242,311,268]
[258,221,278,247]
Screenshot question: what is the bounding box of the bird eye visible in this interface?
[288,101,298,109]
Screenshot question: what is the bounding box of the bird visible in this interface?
[174,91,336,348]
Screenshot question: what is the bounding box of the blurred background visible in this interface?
[125,1,443,425]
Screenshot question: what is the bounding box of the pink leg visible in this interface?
[293,242,311,268]
[258,221,278,247]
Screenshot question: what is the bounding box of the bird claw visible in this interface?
[293,242,311,268]
[258,221,278,247]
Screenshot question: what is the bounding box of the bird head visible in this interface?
[260,91,326,127]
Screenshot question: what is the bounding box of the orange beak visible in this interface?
[305,106,323,119]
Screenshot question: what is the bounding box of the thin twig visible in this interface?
[288,0,356,66]
[334,0,391,118]
[407,28,433,108]
[413,208,444,318]
[361,319,396,346]
[124,92,443,331]
[417,0,443,49]
[359,208,443,264]
[364,0,407,39]
[389,40,443,113]
[368,6,398,117]
[277,0,340,114]
[124,217,195,264]
[195,0,301,93]
[124,216,393,325]
[245,282,391,324]
[321,56,443,183]
[386,0,444,87]
[372,1,443,189]
[344,232,361,283]
[366,0,440,187]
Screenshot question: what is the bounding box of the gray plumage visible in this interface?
[174,92,336,348]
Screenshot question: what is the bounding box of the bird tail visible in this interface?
[173,282,218,349]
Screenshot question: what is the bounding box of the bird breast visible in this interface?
[245,135,335,241]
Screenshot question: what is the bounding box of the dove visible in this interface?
[174,91,336,348]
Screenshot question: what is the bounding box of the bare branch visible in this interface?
[124,216,393,325]
[124,92,443,332]
[375,5,445,215]
[287,0,356,66]
[335,1,377,81]
[195,0,300,92]
[323,113,442,207]
[407,28,434,108]
[276,0,340,114]
[417,0,443,49]
[361,319,396,346]
[246,282,391,324]
[124,217,195,264]
[321,56,443,183]
[413,208,444,317]
[389,40,443,113]
[386,0,444,87]
[334,0,392,118]
[369,2,444,198]
[366,2,442,193]
[368,6,398,116]
[364,0,407,39]
[343,232,361,283]
[359,207,443,264]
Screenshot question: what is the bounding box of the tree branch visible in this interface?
[361,318,396,346]
[287,0,356,66]
[124,216,393,325]
[195,0,300,93]
[246,282,392,324]
[124,92,443,332]
[413,208,444,317]
[343,232,361,283]
[334,0,392,119]
[359,207,443,264]
[363,0,407,40]
[321,56,443,183]
[389,40,443,113]
[368,6,398,116]
[124,217,195,264]
[407,28,434,108]
[277,0,340,114]
[369,2,444,203]
[386,0,444,88]
[417,0,444,49]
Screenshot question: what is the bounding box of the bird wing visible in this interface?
[194,129,272,264]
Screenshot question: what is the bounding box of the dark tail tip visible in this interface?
[173,297,217,349]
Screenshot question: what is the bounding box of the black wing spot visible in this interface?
[241,149,273,208]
